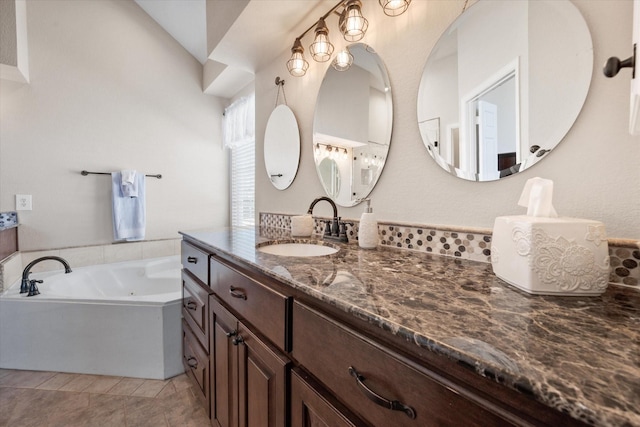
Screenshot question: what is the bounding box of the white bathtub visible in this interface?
[0,256,183,380]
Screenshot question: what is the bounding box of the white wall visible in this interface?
[255,0,640,240]
[0,0,229,251]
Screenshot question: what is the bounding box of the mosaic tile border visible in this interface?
[0,211,18,230]
[259,212,640,289]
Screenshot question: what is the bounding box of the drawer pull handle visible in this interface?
[187,256,198,264]
[186,300,197,310]
[229,286,247,300]
[187,357,198,369]
[348,366,416,420]
[232,335,244,346]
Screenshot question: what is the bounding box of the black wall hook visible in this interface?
[603,44,636,78]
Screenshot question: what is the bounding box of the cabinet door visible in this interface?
[291,368,368,427]
[236,322,289,427]
[211,296,239,427]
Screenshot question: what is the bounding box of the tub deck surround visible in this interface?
[0,256,183,380]
[180,226,640,427]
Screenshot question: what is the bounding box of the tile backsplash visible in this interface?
[260,212,639,290]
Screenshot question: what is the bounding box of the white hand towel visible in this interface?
[121,169,138,198]
[112,172,145,241]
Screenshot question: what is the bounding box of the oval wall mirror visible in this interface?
[264,104,300,190]
[313,43,393,207]
[417,0,593,182]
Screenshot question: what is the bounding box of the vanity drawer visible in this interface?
[292,303,511,427]
[181,241,209,285]
[182,271,210,351]
[210,257,291,351]
[182,319,210,415]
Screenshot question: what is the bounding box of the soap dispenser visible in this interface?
[358,199,378,249]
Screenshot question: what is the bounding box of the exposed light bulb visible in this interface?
[332,48,353,72]
[379,0,411,17]
[340,0,368,42]
[287,38,309,77]
[310,18,334,62]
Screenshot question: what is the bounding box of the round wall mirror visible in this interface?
[417,0,593,182]
[313,43,393,207]
[264,104,300,190]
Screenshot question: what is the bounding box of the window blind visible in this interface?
[230,140,255,227]
[224,93,255,227]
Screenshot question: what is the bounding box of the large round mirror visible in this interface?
[417,0,593,182]
[313,43,392,206]
[264,104,300,190]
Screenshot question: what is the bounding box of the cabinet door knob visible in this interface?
[232,336,244,346]
[186,300,197,310]
[348,366,416,419]
[225,330,237,338]
[187,357,198,369]
[187,256,198,264]
[229,286,247,300]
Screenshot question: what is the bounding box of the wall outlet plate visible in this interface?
[16,194,32,211]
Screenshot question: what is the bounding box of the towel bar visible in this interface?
[81,170,162,179]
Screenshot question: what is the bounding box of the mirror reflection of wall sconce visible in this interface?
[287,0,411,77]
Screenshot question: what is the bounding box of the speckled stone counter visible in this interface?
[181,226,640,427]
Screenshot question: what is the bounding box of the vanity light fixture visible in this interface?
[287,0,410,77]
[379,0,411,17]
[310,18,334,62]
[332,47,354,71]
[287,38,309,77]
[339,0,368,42]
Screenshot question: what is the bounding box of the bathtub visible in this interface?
[0,256,183,380]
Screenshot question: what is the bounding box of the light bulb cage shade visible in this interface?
[310,18,335,62]
[379,0,411,17]
[332,48,353,71]
[339,0,368,42]
[287,39,309,77]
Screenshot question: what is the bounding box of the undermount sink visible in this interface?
[257,242,339,257]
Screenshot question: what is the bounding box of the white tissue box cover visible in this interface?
[491,216,609,296]
[291,215,313,237]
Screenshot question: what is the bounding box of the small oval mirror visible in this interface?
[417,0,593,182]
[313,43,393,206]
[318,157,341,199]
[264,104,301,190]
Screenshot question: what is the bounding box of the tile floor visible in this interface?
[0,369,210,426]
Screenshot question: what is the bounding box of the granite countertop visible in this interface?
[181,226,640,427]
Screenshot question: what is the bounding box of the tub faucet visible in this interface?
[21,256,72,297]
[307,196,348,242]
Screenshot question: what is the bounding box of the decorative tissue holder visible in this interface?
[491,216,610,296]
[291,214,314,237]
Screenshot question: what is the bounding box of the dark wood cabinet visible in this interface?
[291,367,368,427]
[292,302,513,427]
[182,319,210,413]
[210,296,237,427]
[236,322,289,427]
[181,237,588,427]
[181,244,213,417]
[210,294,290,427]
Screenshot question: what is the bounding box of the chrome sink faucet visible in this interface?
[21,256,72,297]
[307,196,348,242]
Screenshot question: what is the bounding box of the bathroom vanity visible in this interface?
[180,227,639,427]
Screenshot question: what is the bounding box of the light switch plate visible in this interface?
[16,194,32,210]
